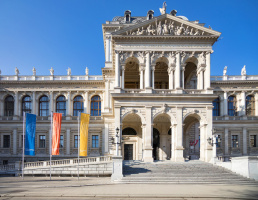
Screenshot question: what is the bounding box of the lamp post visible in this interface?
[115,127,120,156]
[207,128,222,163]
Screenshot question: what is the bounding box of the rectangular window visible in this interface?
[250,135,257,147]
[3,135,10,148]
[39,135,46,148]
[232,135,238,148]
[74,135,78,148]
[3,160,8,165]
[92,135,99,148]
[60,135,64,148]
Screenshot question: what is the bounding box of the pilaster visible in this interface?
[144,106,153,162]
[13,129,17,155]
[145,51,151,89]
[243,127,247,155]
[115,51,120,88]
[224,128,229,155]
[205,51,211,89]
[175,51,181,89]
[223,92,228,116]
[174,107,184,162]
[14,91,19,120]
[66,128,70,155]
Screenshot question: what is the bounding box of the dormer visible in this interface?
[124,10,131,23]
[147,10,154,20]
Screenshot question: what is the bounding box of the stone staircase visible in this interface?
[115,160,258,184]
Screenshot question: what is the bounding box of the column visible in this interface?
[205,107,213,162]
[121,65,125,89]
[175,51,181,89]
[105,81,109,109]
[84,91,88,114]
[115,51,120,88]
[66,91,71,120]
[205,52,211,89]
[255,94,258,116]
[32,92,36,115]
[144,106,153,162]
[14,91,19,119]
[223,92,228,116]
[66,128,70,155]
[181,65,186,89]
[49,92,53,120]
[170,124,176,161]
[197,72,200,90]
[13,129,17,155]
[224,128,229,155]
[145,52,151,88]
[175,107,184,162]
[240,91,246,116]
[104,123,109,155]
[0,99,3,116]
[168,66,174,90]
[199,70,204,90]
[243,127,247,155]
[140,66,144,89]
[199,125,205,161]
[105,35,111,62]
[151,66,155,89]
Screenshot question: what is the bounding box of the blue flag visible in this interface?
[25,113,36,156]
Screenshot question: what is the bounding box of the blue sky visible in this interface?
[0,0,257,76]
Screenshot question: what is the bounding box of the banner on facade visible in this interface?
[52,113,62,155]
[80,113,90,156]
[25,113,36,156]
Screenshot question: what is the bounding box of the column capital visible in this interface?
[115,50,120,54]
[176,50,182,54]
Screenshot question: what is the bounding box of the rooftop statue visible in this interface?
[241,65,246,76]
[67,67,71,76]
[15,67,19,75]
[223,66,227,76]
[32,67,36,76]
[50,67,54,75]
[85,67,89,75]
[159,1,167,15]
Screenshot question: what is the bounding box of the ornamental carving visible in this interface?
[125,19,207,36]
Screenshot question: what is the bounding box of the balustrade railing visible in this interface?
[24,156,112,169]
[213,116,258,120]
[0,164,15,171]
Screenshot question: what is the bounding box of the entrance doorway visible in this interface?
[153,128,160,160]
[124,144,133,160]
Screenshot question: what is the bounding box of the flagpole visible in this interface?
[50,111,53,181]
[77,112,80,181]
[22,112,25,180]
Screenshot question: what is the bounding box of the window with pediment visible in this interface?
[212,97,220,116]
[91,95,101,116]
[39,96,49,116]
[73,95,84,116]
[228,96,237,116]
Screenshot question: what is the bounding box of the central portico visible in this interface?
[102,10,221,162]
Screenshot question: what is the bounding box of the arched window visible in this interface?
[91,95,101,116]
[228,96,237,116]
[73,95,84,116]
[56,95,66,116]
[213,97,220,116]
[22,96,32,114]
[122,128,137,135]
[246,95,255,116]
[39,96,49,116]
[4,96,14,116]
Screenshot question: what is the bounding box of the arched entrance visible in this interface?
[153,113,171,160]
[154,57,169,89]
[124,57,140,89]
[184,57,198,89]
[122,113,142,160]
[183,115,200,160]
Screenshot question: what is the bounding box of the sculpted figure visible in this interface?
[241,65,246,76]
[15,67,19,75]
[185,26,190,35]
[85,67,89,75]
[168,21,174,35]
[223,66,227,76]
[163,20,169,34]
[157,21,162,35]
[32,67,36,76]
[159,1,167,15]
[194,29,200,35]
[50,67,54,75]
[177,24,185,35]
[190,28,194,35]
[147,24,155,35]
[199,52,206,64]
[67,67,71,76]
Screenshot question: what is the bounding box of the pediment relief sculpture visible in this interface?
[122,19,213,37]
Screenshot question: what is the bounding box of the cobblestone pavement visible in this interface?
[0,177,258,199]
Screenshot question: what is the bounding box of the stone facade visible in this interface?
[0,10,258,165]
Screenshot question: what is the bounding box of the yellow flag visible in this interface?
[80,113,90,156]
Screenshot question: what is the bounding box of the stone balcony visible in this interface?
[213,116,258,121]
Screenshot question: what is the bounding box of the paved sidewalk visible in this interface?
[0,177,257,199]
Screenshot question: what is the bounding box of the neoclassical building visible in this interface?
[0,9,258,165]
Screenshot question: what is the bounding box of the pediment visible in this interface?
[112,14,221,37]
